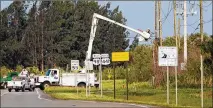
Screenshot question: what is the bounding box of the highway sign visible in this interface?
[101,54,109,58]
[101,58,110,65]
[93,54,101,58]
[71,60,79,70]
[93,58,100,65]
[112,52,129,62]
[158,47,178,66]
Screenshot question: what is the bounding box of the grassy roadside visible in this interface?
[44,80,212,107]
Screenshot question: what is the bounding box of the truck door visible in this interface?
[49,70,59,83]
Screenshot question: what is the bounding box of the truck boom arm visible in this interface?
[85,13,150,67]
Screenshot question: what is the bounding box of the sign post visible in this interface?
[158,47,178,105]
[93,54,110,97]
[112,52,129,100]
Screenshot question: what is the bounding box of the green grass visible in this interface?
[44,80,212,108]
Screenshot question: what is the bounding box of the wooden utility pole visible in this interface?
[178,18,181,48]
[173,0,178,106]
[153,1,158,86]
[199,0,204,107]
[41,10,44,72]
[158,1,162,46]
[173,0,177,46]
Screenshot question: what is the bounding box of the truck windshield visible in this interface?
[45,70,51,76]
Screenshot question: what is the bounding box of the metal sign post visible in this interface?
[112,52,129,100]
[158,47,178,105]
[85,61,93,97]
[167,66,169,104]
[93,54,110,97]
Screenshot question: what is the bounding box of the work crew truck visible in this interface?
[35,69,99,90]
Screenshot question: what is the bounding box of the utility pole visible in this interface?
[41,10,44,72]
[183,1,187,64]
[173,0,177,47]
[199,0,204,107]
[153,1,158,86]
[158,1,162,46]
[173,0,178,106]
[0,0,2,25]
[178,18,181,48]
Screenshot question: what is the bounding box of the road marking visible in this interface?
[36,89,52,101]
[1,91,8,97]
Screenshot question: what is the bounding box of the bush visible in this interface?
[0,66,11,77]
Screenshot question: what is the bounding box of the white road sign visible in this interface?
[86,61,93,70]
[101,54,109,58]
[71,60,79,70]
[93,58,100,65]
[101,58,110,65]
[93,54,101,58]
[158,47,178,66]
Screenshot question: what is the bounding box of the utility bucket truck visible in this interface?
[84,13,151,69]
[35,69,99,90]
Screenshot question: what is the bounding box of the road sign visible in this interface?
[101,54,109,58]
[71,60,79,70]
[112,52,129,62]
[101,58,110,65]
[158,47,178,66]
[93,54,101,58]
[86,61,93,70]
[93,58,100,65]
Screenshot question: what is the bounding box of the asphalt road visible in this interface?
[1,88,154,107]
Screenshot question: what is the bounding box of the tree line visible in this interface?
[0,1,129,71]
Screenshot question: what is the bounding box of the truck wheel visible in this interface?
[15,89,19,92]
[22,86,25,92]
[40,82,50,90]
[77,82,86,88]
[29,86,33,91]
[8,88,12,92]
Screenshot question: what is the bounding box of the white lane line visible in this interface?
[1,91,8,97]
[36,89,52,101]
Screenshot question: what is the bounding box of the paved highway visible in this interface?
[1,88,154,107]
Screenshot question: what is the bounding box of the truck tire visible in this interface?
[8,88,12,92]
[15,89,19,92]
[29,86,33,91]
[22,86,25,92]
[40,82,50,90]
[32,86,35,91]
[77,82,86,88]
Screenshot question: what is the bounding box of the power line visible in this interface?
[180,19,200,26]
[162,1,173,24]
[203,19,212,24]
[197,1,212,8]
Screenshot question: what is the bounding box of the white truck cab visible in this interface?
[35,69,99,90]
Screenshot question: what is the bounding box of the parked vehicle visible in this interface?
[7,76,34,92]
[0,72,19,89]
[34,69,99,90]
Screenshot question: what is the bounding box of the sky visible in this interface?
[1,1,212,44]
